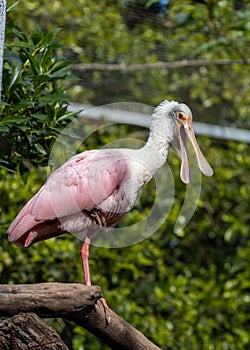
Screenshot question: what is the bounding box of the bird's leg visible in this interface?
[81,236,92,286]
[80,235,111,323]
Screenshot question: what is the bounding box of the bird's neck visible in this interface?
[125,101,178,187]
[144,108,176,164]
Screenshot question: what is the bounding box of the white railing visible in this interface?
[69,103,250,144]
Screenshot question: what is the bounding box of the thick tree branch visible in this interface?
[0,283,101,317]
[0,313,69,349]
[0,283,161,350]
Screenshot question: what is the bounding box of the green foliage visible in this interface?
[8,0,250,128]
[1,1,250,350]
[0,17,78,176]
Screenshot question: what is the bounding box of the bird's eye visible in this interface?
[178,112,187,120]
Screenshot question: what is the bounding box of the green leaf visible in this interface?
[24,50,39,75]
[18,162,29,184]
[56,110,78,122]
[0,125,9,132]
[9,57,22,89]
[49,67,71,79]
[34,143,47,155]
[14,125,28,132]
[38,94,70,106]
[38,28,62,48]
[12,28,28,42]
[6,1,20,13]
[7,42,34,49]
[0,101,9,113]
[49,61,74,79]
[1,116,28,124]
[50,61,74,74]
[0,163,15,172]
[31,114,48,121]
[11,101,35,113]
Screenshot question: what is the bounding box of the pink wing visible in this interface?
[8,149,128,245]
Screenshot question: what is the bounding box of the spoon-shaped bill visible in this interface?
[185,125,213,177]
[179,126,191,184]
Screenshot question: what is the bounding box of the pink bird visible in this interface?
[8,100,213,318]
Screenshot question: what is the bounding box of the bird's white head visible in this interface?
[154,100,213,184]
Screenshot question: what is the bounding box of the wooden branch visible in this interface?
[0,283,101,317]
[72,58,250,72]
[0,313,69,349]
[0,283,161,350]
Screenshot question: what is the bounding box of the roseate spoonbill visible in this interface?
[8,100,213,318]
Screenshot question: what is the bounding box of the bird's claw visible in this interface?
[106,315,111,325]
[99,297,111,324]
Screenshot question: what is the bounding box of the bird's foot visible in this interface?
[99,297,111,324]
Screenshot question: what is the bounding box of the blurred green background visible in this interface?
[1,1,250,349]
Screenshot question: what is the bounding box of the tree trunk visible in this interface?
[0,283,161,350]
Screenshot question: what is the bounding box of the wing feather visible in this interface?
[8,149,128,243]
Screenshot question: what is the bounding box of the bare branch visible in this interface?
[0,283,161,350]
[0,283,101,317]
[72,58,250,72]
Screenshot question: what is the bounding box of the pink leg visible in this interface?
[80,236,91,286]
[80,236,110,323]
